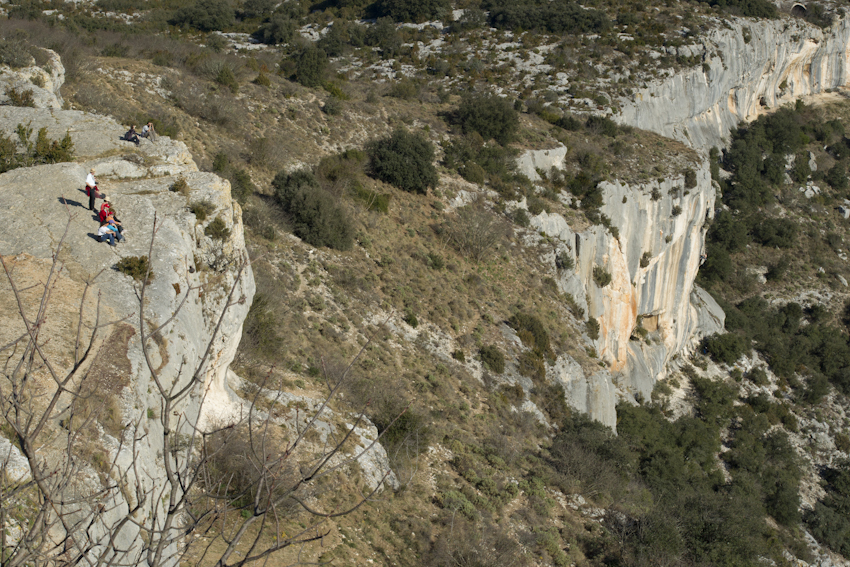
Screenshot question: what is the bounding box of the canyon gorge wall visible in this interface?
[619,16,850,149]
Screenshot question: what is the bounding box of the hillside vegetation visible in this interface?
[1,0,849,566]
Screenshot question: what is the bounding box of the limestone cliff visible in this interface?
[0,93,394,562]
[0,103,254,557]
[517,151,724,426]
[619,16,850,148]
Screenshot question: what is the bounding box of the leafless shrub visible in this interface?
[0,208,395,566]
[442,198,510,263]
[424,518,529,567]
[169,77,241,128]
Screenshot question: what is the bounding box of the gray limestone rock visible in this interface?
[619,18,850,149]
[0,108,252,565]
[529,160,716,427]
[547,354,617,430]
[516,146,568,182]
[0,47,64,109]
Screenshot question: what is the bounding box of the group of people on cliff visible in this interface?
[86,169,125,246]
[124,122,156,146]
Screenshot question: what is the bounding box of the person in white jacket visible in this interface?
[86,169,102,211]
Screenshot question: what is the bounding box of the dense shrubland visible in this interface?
[696,100,850,561]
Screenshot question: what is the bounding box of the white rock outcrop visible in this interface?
[531,163,724,421]
[619,16,850,148]
[0,105,393,565]
[0,46,64,109]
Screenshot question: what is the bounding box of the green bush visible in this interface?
[365,17,401,58]
[33,128,73,164]
[272,169,354,250]
[229,168,255,204]
[585,115,619,137]
[479,345,505,374]
[215,65,238,93]
[375,0,449,22]
[116,256,153,282]
[0,39,34,68]
[368,129,438,194]
[0,125,72,173]
[555,250,574,271]
[826,163,848,190]
[317,22,349,56]
[703,0,777,17]
[204,216,231,241]
[254,14,297,45]
[189,199,215,221]
[751,217,796,248]
[456,93,519,145]
[592,266,611,287]
[526,195,546,215]
[387,78,419,100]
[170,0,235,31]
[555,114,582,131]
[484,0,611,34]
[212,152,229,172]
[517,350,545,380]
[702,332,748,365]
[5,87,35,107]
[403,309,418,328]
[292,45,328,88]
[322,96,343,115]
[508,313,553,360]
[241,0,275,17]
[684,167,697,189]
[586,318,600,340]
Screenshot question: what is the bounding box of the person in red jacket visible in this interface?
[99,200,112,223]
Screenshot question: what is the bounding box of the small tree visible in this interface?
[170,0,234,31]
[443,199,507,263]
[293,44,328,88]
[0,208,392,566]
[375,0,450,22]
[593,266,612,287]
[272,168,354,250]
[456,93,519,145]
[368,129,438,194]
[254,14,297,45]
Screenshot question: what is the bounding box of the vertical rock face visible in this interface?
[532,163,724,417]
[619,17,850,148]
[0,107,254,564]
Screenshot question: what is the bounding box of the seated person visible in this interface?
[140,122,156,141]
[106,214,125,237]
[98,222,117,246]
[124,125,140,145]
[99,200,112,223]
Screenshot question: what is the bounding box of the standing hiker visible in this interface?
[86,168,103,211]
